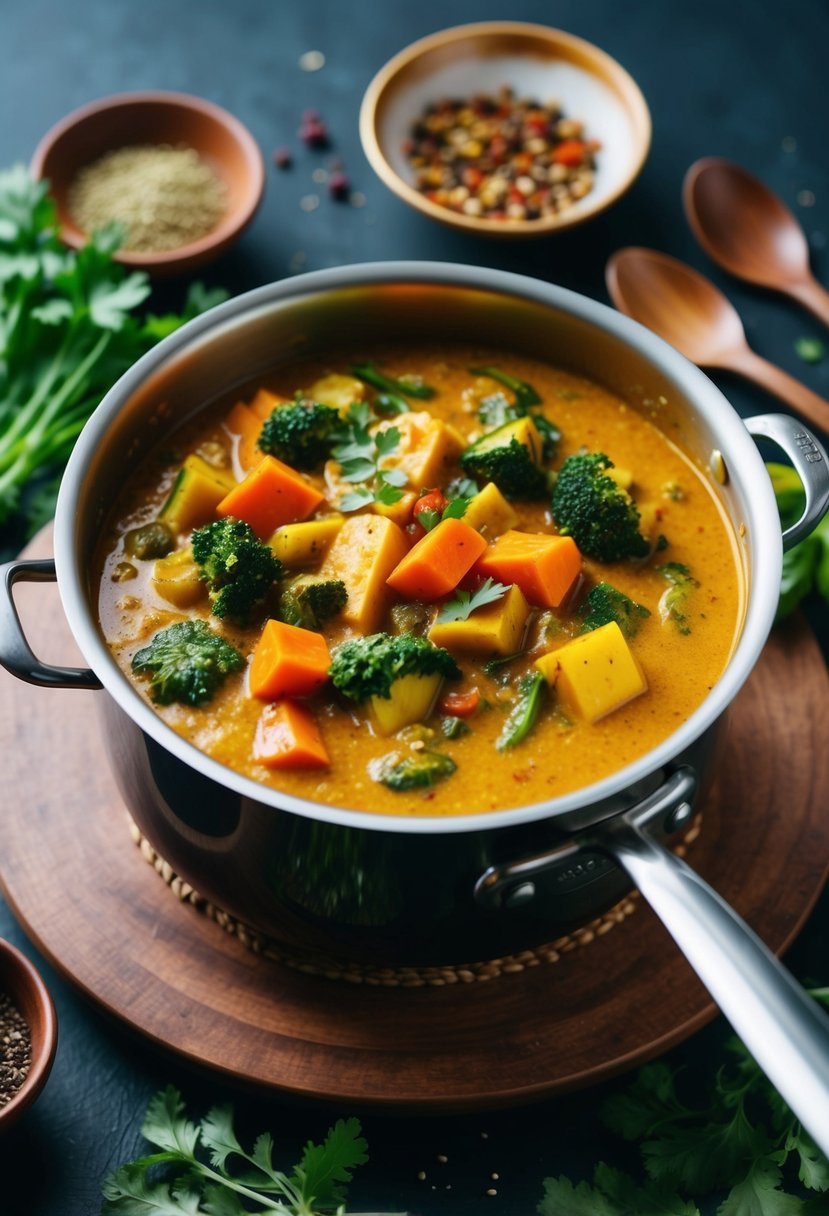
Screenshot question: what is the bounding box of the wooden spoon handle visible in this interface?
[785,276,829,329]
[726,347,829,434]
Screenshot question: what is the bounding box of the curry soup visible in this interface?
[96,344,743,817]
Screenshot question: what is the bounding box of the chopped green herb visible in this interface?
[370,749,457,790]
[441,714,471,739]
[469,365,542,409]
[794,337,825,364]
[580,582,651,637]
[332,404,407,511]
[655,562,698,634]
[351,361,435,399]
[496,670,545,750]
[437,577,509,624]
[483,649,528,676]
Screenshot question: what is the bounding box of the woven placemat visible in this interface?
[130,815,702,987]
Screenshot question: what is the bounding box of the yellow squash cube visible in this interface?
[429,584,530,656]
[269,516,344,567]
[370,673,443,736]
[158,455,235,534]
[535,621,647,723]
[461,482,518,538]
[318,514,409,634]
[151,549,204,607]
[378,412,466,488]
[308,373,365,411]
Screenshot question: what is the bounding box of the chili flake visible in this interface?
[404,86,599,221]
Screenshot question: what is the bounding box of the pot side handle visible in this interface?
[0,559,100,689]
[604,792,829,1161]
[743,412,829,550]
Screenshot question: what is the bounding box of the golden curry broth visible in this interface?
[96,344,743,817]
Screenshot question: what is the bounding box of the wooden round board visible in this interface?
[2,527,829,1111]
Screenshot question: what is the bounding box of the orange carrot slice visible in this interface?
[249,388,290,422]
[474,530,582,607]
[386,518,487,600]
[218,455,325,538]
[249,619,331,699]
[222,402,264,473]
[253,700,330,769]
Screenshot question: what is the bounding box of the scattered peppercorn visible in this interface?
[404,85,599,222]
[299,110,330,148]
[328,171,350,200]
[273,147,293,170]
[0,993,32,1107]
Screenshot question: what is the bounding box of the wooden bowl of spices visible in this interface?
[0,939,57,1131]
[31,91,265,277]
[360,22,651,237]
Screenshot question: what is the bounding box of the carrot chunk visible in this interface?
[249,388,290,422]
[223,402,264,473]
[253,700,330,769]
[474,530,582,607]
[249,619,331,699]
[386,518,487,600]
[218,455,325,538]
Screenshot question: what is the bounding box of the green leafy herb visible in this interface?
[0,166,224,528]
[445,476,479,500]
[101,1087,390,1215]
[469,365,541,410]
[417,496,469,533]
[483,649,529,677]
[436,577,508,624]
[580,582,651,637]
[794,337,825,364]
[768,462,829,619]
[540,989,829,1216]
[350,361,435,414]
[131,621,244,707]
[655,562,698,634]
[332,404,407,511]
[440,714,470,739]
[497,670,545,750]
[369,749,457,790]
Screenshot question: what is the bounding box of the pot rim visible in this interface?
[54,261,780,836]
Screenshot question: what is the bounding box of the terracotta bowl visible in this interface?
[0,938,57,1131]
[31,90,265,278]
[360,21,651,238]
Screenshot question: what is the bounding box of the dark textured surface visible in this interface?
[1,1,828,1213]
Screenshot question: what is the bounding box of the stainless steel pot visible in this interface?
[2,263,829,1144]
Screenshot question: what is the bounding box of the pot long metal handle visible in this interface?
[602,804,829,1158]
[744,412,829,549]
[0,558,100,689]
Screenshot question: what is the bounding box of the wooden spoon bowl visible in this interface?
[0,938,57,1131]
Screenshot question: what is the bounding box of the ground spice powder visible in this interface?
[68,144,227,252]
[0,992,32,1107]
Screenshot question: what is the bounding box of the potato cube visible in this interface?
[372,491,417,528]
[378,412,465,488]
[370,673,443,736]
[308,373,366,411]
[269,516,344,567]
[318,515,409,633]
[429,584,530,656]
[462,482,518,538]
[151,549,204,607]
[535,621,647,722]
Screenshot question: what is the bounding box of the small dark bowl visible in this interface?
[0,939,57,1131]
[31,90,265,278]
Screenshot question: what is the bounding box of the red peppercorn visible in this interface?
[328,171,350,200]
[299,119,329,148]
[272,147,293,169]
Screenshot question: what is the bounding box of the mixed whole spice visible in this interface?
[403,85,599,221]
[0,991,32,1107]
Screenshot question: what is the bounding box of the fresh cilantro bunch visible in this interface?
[0,165,226,530]
[539,988,829,1215]
[101,1086,397,1215]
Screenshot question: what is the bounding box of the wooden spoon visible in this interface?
[684,157,829,327]
[606,247,829,433]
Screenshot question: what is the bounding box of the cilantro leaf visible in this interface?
[538,1165,700,1216]
[141,1087,200,1158]
[289,1117,369,1210]
[718,1158,803,1216]
[437,577,508,624]
[199,1104,244,1171]
[101,1163,200,1215]
[331,410,407,511]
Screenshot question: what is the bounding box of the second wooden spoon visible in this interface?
[605,246,829,433]
[684,157,829,327]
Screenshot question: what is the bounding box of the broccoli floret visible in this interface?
[329,633,461,703]
[579,582,651,637]
[460,418,548,499]
[131,620,244,706]
[656,562,699,634]
[257,398,340,470]
[551,452,650,562]
[191,517,281,623]
[278,575,347,630]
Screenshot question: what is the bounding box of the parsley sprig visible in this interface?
[540,987,829,1215]
[101,1086,400,1216]
[436,577,508,624]
[331,403,408,512]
